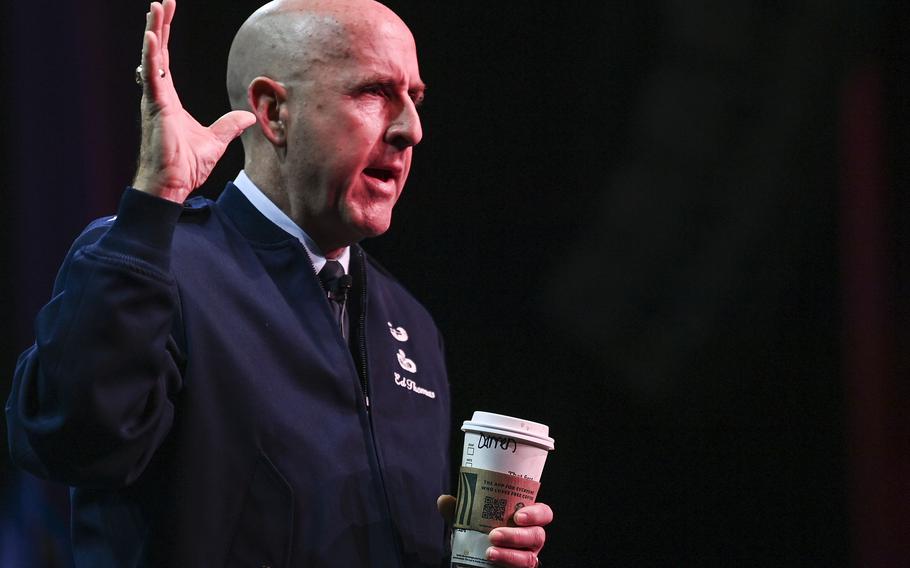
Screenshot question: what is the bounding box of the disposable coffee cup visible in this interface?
[450,411,555,568]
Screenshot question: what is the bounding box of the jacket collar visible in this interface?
[216,182,355,274]
[216,182,299,246]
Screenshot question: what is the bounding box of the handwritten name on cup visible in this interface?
[476,433,518,453]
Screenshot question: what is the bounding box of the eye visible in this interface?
[409,90,425,109]
[361,84,390,98]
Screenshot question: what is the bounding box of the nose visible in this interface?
[385,97,423,150]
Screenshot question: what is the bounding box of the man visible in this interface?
[6,0,552,566]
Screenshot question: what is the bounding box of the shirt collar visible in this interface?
[232,170,350,274]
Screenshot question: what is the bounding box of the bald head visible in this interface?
[224,0,424,254]
[226,0,412,111]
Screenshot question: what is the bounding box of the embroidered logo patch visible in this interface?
[394,372,436,399]
[396,349,417,373]
[387,322,409,342]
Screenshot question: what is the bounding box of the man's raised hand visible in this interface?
[133,0,255,203]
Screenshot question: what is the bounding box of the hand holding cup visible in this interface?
[439,495,552,568]
[448,412,555,568]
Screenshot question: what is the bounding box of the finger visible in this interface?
[512,503,553,527]
[486,546,539,568]
[161,0,175,69]
[142,3,162,77]
[209,110,257,145]
[149,2,167,76]
[140,7,153,69]
[436,494,456,523]
[149,2,163,56]
[150,2,163,43]
[141,30,165,99]
[140,29,152,85]
[489,526,546,552]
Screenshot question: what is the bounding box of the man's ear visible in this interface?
[247,76,289,146]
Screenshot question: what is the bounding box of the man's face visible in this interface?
[283,14,424,253]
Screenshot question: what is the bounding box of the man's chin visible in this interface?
[344,211,394,242]
[353,223,391,241]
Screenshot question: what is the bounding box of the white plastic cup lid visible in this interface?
[461,411,555,451]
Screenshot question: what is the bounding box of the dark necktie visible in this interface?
[317,260,351,341]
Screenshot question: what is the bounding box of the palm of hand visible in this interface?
[136,100,231,203]
[133,0,254,203]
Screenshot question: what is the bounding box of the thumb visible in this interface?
[209,110,256,145]
[437,494,456,523]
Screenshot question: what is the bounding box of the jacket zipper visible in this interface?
[306,245,402,563]
[357,248,370,410]
[354,247,405,565]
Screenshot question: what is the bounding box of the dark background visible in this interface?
[1,1,908,566]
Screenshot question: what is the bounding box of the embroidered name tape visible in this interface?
[394,372,436,399]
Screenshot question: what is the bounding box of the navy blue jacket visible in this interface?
[6,185,451,567]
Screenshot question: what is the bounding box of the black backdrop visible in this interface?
[2,1,908,566]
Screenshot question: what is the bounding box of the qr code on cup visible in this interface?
[482,496,506,521]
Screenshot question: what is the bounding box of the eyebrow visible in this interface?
[360,73,426,93]
[357,74,427,108]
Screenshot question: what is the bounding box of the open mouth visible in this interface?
[363,168,395,182]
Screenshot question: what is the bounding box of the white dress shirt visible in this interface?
[232,170,350,274]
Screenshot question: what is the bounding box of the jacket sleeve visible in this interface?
[6,188,186,488]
